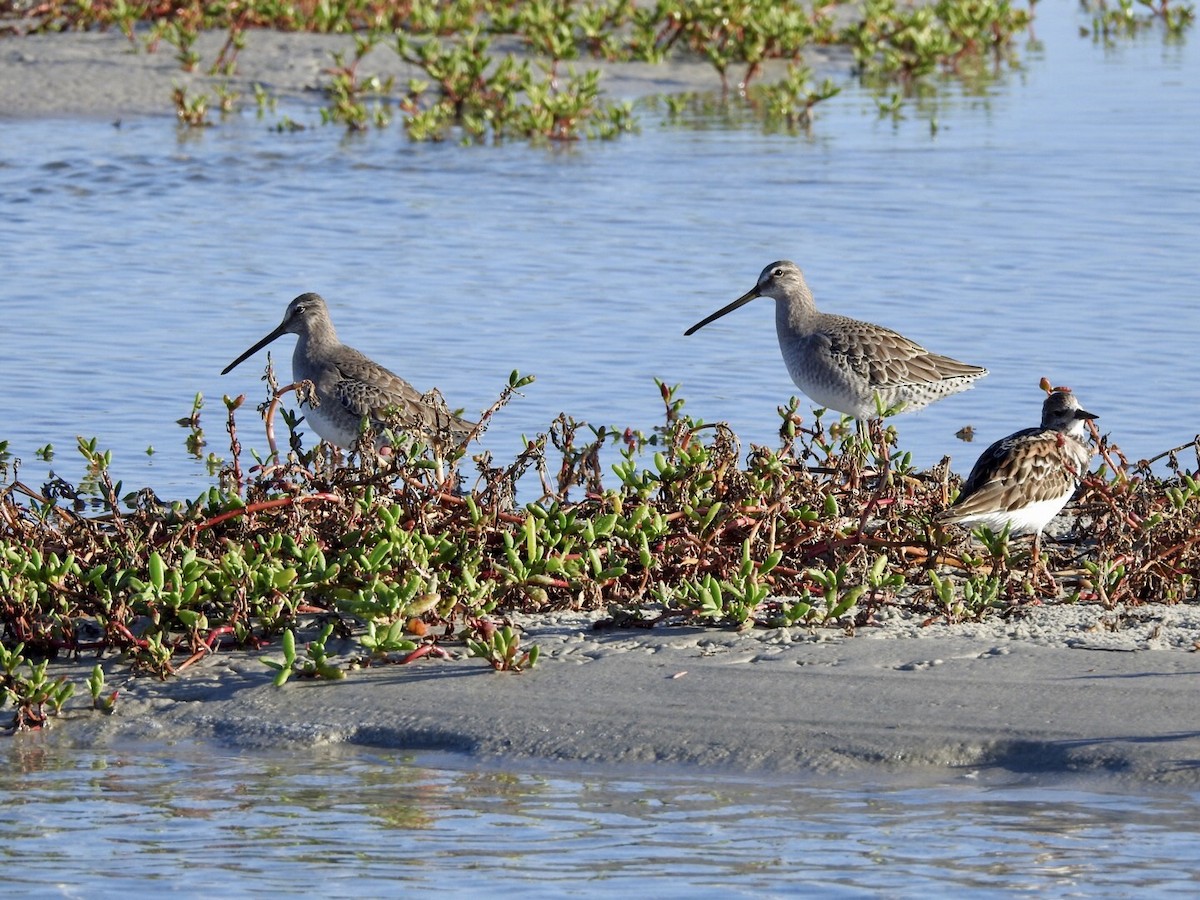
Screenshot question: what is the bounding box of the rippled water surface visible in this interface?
[2,12,1199,891]
[3,738,1200,896]
[1,5,1198,500]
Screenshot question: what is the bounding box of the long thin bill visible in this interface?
[683,288,759,336]
[221,322,289,375]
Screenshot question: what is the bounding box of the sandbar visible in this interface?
[54,603,1200,785]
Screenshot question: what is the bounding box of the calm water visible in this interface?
[1,5,1198,501]
[2,6,1200,892]
[3,737,1199,897]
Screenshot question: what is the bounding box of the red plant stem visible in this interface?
[397,473,526,524]
[226,394,245,494]
[202,625,235,648]
[175,649,208,672]
[399,643,451,664]
[264,382,305,460]
[195,492,344,533]
[110,621,149,649]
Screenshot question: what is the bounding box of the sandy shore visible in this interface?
[0,28,798,119]
[53,602,1200,785]
[0,29,423,118]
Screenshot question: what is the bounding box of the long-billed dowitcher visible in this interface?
[937,388,1096,544]
[685,261,988,419]
[221,293,474,449]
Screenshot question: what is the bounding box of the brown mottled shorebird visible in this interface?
[685,261,988,418]
[938,388,1097,546]
[221,293,474,449]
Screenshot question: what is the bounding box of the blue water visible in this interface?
[2,6,1200,892]
[3,738,1199,897]
[1,5,1198,502]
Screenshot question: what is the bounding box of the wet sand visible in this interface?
[0,28,766,119]
[1,29,411,118]
[59,604,1200,785]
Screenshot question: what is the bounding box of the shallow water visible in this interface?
[2,13,1200,890]
[1,5,1198,502]
[3,737,1200,896]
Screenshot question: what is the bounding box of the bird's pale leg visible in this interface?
[868,416,893,472]
[1025,531,1061,597]
[433,449,447,486]
[839,417,869,489]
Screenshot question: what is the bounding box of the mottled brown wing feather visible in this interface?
[943,429,1085,519]
[329,351,474,441]
[824,316,985,388]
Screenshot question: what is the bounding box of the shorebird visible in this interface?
[685,261,988,419]
[937,388,1097,546]
[221,293,474,449]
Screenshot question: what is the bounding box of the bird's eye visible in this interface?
[773,268,784,277]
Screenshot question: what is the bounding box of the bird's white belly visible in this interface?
[779,338,875,418]
[952,496,1072,536]
[300,399,356,448]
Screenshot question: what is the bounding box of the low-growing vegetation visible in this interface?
[0,4,1195,734]
[2,369,1200,731]
[1080,0,1196,41]
[1,0,1187,137]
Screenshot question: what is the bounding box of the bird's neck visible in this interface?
[1063,420,1088,441]
[775,285,817,335]
[296,320,340,362]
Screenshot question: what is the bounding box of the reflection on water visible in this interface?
[3,737,1200,895]
[1,7,1197,895]
[0,3,1197,502]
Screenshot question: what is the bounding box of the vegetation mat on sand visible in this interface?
[2,369,1199,730]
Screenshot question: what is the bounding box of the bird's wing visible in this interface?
[941,430,1088,520]
[328,352,474,441]
[824,319,986,388]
